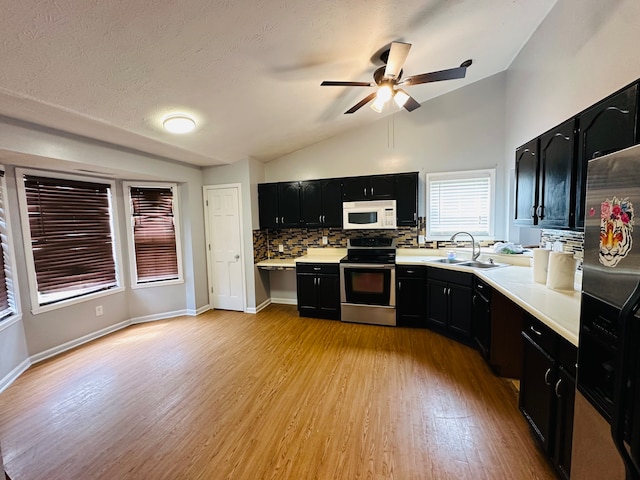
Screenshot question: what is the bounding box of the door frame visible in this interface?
[203,183,247,313]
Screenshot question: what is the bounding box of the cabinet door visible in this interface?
[576,83,638,228]
[427,279,448,328]
[278,182,301,228]
[320,179,343,227]
[342,177,370,201]
[369,175,395,199]
[317,274,340,319]
[296,273,318,313]
[519,333,555,453]
[300,181,323,227]
[397,276,427,327]
[258,183,279,229]
[514,138,539,225]
[539,119,576,229]
[448,284,472,338]
[395,173,418,226]
[553,367,575,480]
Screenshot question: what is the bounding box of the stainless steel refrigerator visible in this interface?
[573,144,640,479]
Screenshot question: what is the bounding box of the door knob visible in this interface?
[234,254,240,260]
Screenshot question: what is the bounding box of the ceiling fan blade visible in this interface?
[403,95,421,112]
[345,92,377,114]
[321,81,374,87]
[384,42,412,80]
[401,66,467,86]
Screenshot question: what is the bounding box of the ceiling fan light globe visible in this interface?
[371,97,386,113]
[163,114,196,134]
[376,85,393,103]
[394,90,410,108]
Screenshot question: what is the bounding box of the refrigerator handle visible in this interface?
[611,278,640,480]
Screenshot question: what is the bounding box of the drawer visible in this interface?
[523,315,558,355]
[427,267,473,287]
[296,263,339,275]
[396,265,427,279]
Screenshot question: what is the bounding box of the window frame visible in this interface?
[15,168,124,314]
[123,182,184,289]
[426,168,496,239]
[0,167,22,330]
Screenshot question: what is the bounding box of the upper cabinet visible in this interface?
[342,174,395,201]
[575,82,639,228]
[258,181,301,229]
[538,118,577,229]
[514,138,539,226]
[514,80,640,230]
[300,178,343,228]
[395,172,419,226]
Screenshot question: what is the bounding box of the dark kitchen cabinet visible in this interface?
[258,182,302,229]
[575,82,639,228]
[296,263,340,320]
[300,179,343,228]
[426,267,473,341]
[342,174,395,201]
[396,265,427,328]
[538,119,577,229]
[489,290,524,378]
[472,278,492,360]
[519,315,577,480]
[395,172,419,226]
[514,138,539,226]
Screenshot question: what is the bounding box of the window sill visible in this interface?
[0,313,23,333]
[130,278,184,290]
[31,286,125,315]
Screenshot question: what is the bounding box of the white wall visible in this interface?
[0,118,209,381]
[505,0,640,242]
[266,72,509,240]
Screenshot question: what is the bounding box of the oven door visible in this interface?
[343,208,382,229]
[340,263,395,307]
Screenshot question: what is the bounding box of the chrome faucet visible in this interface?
[450,231,480,261]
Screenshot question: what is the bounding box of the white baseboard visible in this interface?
[30,319,131,364]
[270,297,297,305]
[0,358,30,394]
[247,298,271,314]
[194,305,211,316]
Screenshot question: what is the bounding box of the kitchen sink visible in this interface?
[463,261,506,269]
[429,258,470,264]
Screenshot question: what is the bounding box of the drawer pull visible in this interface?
[530,325,543,336]
[313,267,321,271]
[555,379,563,398]
[544,368,553,386]
[406,270,415,274]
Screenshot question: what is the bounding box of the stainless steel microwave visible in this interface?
[342,200,397,230]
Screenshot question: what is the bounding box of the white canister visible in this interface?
[532,248,551,284]
[546,252,578,291]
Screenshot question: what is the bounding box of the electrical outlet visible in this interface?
[418,235,426,245]
[322,236,328,245]
[278,244,284,253]
[95,305,104,316]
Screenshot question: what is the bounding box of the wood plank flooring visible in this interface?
[0,305,557,479]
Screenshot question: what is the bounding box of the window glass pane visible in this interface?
[0,170,16,320]
[427,170,494,237]
[130,186,179,283]
[24,175,118,305]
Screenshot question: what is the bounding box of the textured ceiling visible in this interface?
[0,0,558,167]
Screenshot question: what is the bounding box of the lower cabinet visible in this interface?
[426,267,473,341]
[296,263,340,320]
[396,265,427,327]
[519,315,577,480]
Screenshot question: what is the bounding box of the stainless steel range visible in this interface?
[340,237,396,326]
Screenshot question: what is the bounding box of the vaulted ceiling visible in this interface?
[0,0,558,167]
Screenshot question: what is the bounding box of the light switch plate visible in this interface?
[278,244,284,252]
[322,236,328,245]
[418,235,426,244]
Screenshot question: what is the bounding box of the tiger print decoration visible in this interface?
[599,197,634,268]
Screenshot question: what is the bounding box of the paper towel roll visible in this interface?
[532,248,551,284]
[546,252,577,291]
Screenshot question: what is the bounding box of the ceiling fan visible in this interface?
[321,42,472,114]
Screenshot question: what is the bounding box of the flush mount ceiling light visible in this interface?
[163,114,196,134]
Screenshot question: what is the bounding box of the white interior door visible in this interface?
[205,186,245,311]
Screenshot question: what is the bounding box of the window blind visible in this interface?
[0,170,14,319]
[428,174,492,236]
[130,186,179,283]
[24,175,117,303]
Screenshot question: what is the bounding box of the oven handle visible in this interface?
[340,263,395,269]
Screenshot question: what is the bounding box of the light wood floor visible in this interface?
[0,305,557,479]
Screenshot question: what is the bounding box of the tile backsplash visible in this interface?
[540,229,585,263]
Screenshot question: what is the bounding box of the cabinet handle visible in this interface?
[555,379,563,398]
[398,281,402,291]
[319,215,322,222]
[275,216,279,224]
[472,294,477,307]
[414,212,417,222]
[443,287,447,296]
[313,267,321,271]
[530,206,536,219]
[371,186,374,196]
[317,277,321,287]
[544,368,553,386]
[536,205,545,219]
[406,270,415,274]
[322,215,325,223]
[364,187,367,196]
[529,325,543,336]
[281,216,285,224]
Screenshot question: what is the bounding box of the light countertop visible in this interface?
[295,248,347,264]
